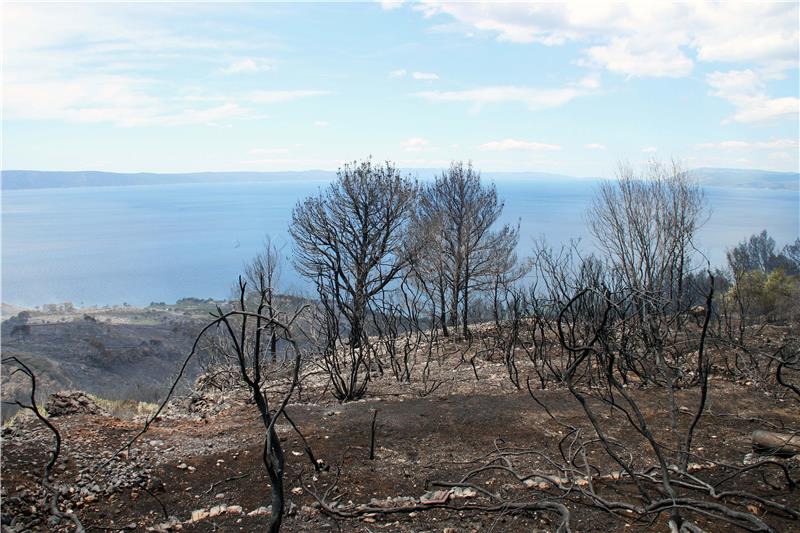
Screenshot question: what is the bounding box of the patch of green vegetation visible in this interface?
[1,404,49,427]
[2,410,27,428]
[89,395,158,419]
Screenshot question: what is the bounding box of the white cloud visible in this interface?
[246,90,331,103]
[707,69,763,100]
[479,139,561,151]
[696,139,799,150]
[3,4,218,58]
[575,74,601,90]
[412,71,439,80]
[706,69,799,123]
[414,2,580,45]
[220,58,271,75]
[395,158,455,168]
[584,143,606,150]
[1,74,249,127]
[696,141,750,150]
[3,75,156,121]
[641,146,658,153]
[409,2,798,116]
[0,4,314,128]
[400,137,435,152]
[726,97,799,124]
[249,147,291,155]
[391,69,440,80]
[157,103,258,127]
[239,157,340,170]
[414,81,594,111]
[585,36,693,78]
[413,2,798,78]
[314,120,329,128]
[380,0,405,11]
[757,139,798,149]
[2,71,324,127]
[690,3,799,69]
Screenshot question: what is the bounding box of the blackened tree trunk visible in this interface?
[291,158,417,400]
[414,161,519,338]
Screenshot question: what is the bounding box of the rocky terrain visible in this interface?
[0,299,231,421]
[1,296,313,419]
[1,329,798,533]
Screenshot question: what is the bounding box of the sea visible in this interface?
[2,179,798,308]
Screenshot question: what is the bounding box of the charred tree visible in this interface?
[414,161,519,337]
[291,158,417,400]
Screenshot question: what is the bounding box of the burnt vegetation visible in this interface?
[2,158,799,532]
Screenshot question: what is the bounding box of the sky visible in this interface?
[2,1,799,176]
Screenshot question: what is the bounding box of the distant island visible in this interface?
[2,167,798,191]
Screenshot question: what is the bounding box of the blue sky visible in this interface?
[2,1,799,176]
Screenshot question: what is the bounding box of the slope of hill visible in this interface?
[0,302,214,412]
[1,329,797,533]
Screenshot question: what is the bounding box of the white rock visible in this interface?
[208,505,226,517]
[190,509,209,522]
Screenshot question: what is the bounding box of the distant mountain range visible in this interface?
[689,168,799,191]
[0,170,336,190]
[2,167,798,191]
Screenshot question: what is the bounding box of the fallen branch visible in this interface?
[204,473,249,495]
[307,487,572,533]
[752,430,800,457]
[283,410,323,471]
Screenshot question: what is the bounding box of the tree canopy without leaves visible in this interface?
[244,236,284,361]
[413,161,519,336]
[588,159,708,307]
[290,158,417,347]
[587,160,708,380]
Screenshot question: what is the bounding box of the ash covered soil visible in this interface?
[2,347,799,533]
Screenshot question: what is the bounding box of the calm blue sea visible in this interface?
[2,179,798,307]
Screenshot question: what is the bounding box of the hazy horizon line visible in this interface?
[3,166,798,177]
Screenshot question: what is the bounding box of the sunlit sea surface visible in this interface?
[3,179,798,307]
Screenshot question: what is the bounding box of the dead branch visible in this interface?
[2,356,85,533]
[751,430,800,457]
[368,409,379,460]
[204,473,250,495]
